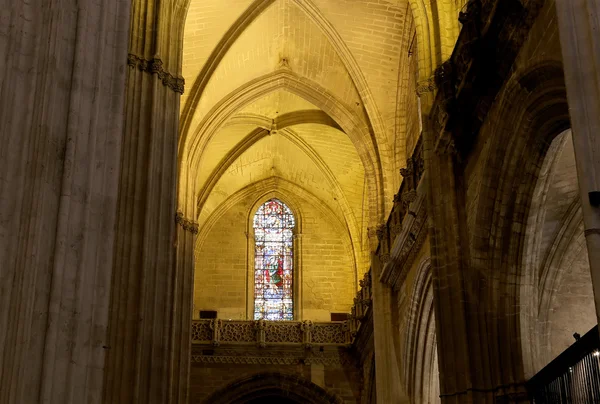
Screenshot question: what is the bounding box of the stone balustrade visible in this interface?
[191,319,351,347]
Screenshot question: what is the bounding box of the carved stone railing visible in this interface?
[191,319,351,347]
[348,270,373,338]
[349,137,426,338]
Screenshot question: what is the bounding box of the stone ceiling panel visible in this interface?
[195,123,258,190]
[292,123,365,224]
[199,134,339,227]
[182,0,255,104]
[185,0,366,139]
[238,89,320,119]
[312,0,411,144]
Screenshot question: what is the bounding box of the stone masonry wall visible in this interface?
[194,192,356,321]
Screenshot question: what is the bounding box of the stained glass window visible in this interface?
[253,199,295,321]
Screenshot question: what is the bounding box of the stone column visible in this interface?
[554,0,600,324]
[0,1,130,403]
[173,212,198,402]
[371,254,409,404]
[102,0,188,402]
[420,79,493,404]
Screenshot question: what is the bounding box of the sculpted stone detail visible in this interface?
[301,320,313,349]
[210,319,222,347]
[190,349,346,366]
[127,54,185,94]
[375,224,386,241]
[175,211,199,234]
[379,195,428,290]
[401,189,418,209]
[416,77,436,95]
[191,319,350,346]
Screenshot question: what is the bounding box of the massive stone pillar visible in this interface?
[420,76,500,403]
[102,0,190,402]
[0,1,130,403]
[554,0,600,324]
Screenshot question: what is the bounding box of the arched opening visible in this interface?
[402,258,441,404]
[203,372,345,404]
[469,63,595,390]
[523,128,595,373]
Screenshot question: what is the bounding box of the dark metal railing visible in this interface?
[527,325,600,403]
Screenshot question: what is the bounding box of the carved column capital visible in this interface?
[175,211,199,234]
[127,54,185,94]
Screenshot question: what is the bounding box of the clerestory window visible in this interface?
[253,199,295,320]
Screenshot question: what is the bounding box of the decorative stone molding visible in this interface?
[301,320,314,349]
[127,54,185,94]
[255,319,267,348]
[401,189,418,209]
[416,77,436,95]
[584,228,600,237]
[379,194,428,290]
[375,224,386,241]
[191,319,351,346]
[175,211,199,234]
[190,346,353,368]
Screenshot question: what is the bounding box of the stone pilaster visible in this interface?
[371,254,409,403]
[173,211,198,402]
[554,0,600,325]
[102,1,188,402]
[421,78,489,403]
[0,1,130,403]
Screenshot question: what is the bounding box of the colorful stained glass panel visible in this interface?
[253,199,295,321]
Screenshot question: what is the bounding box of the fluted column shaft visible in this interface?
[102,0,188,402]
[0,1,130,403]
[554,0,600,325]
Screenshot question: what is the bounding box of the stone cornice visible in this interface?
[127,54,185,94]
[379,193,428,290]
[175,211,199,234]
[191,354,344,367]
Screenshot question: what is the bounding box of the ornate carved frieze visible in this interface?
[175,211,199,234]
[190,346,351,367]
[127,54,185,94]
[191,319,351,346]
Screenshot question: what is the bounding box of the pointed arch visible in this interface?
[470,61,570,383]
[178,0,388,164]
[182,70,385,224]
[202,372,345,404]
[403,257,440,403]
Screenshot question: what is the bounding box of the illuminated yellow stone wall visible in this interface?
[194,192,355,321]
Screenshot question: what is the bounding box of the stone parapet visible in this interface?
[192,319,351,347]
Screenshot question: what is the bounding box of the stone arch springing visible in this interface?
[202,372,345,404]
[470,61,571,383]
